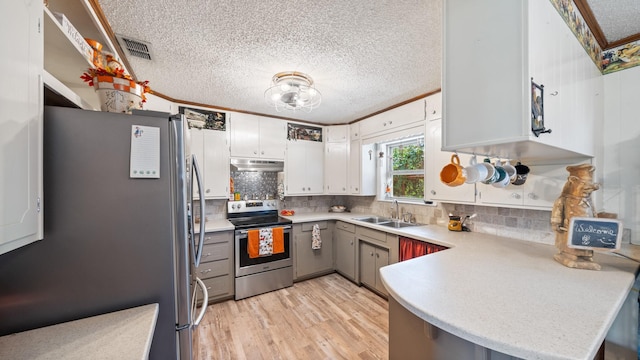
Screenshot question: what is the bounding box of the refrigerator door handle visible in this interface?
[191,277,209,327]
[191,155,206,267]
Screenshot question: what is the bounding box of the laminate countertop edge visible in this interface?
[0,303,159,360]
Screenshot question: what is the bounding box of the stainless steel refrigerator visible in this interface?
[0,106,208,359]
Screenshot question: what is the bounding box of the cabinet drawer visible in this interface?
[200,242,230,263]
[196,258,231,279]
[357,226,387,243]
[336,221,355,233]
[201,275,233,298]
[301,221,328,232]
[203,231,232,245]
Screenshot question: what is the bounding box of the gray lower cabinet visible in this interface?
[355,225,398,296]
[359,242,390,296]
[195,231,234,304]
[293,221,334,280]
[334,221,357,281]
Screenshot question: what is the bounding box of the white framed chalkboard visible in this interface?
[567,217,623,251]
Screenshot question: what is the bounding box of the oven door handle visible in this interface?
[236,225,291,235]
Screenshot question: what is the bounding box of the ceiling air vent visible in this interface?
[116,35,153,61]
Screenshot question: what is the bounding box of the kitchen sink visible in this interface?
[353,216,393,224]
[379,220,419,228]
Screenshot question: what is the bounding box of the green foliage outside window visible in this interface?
[389,142,424,199]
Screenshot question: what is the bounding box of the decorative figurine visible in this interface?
[550,164,601,270]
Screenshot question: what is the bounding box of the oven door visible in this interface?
[235,225,292,277]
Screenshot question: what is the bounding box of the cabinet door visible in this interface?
[305,141,325,194]
[425,92,442,121]
[202,130,230,199]
[259,117,286,160]
[522,165,568,208]
[374,248,390,295]
[1,0,44,254]
[325,142,348,194]
[285,141,307,195]
[477,183,523,207]
[349,140,361,194]
[230,112,259,157]
[294,222,333,279]
[425,120,475,203]
[359,242,376,288]
[326,125,348,143]
[335,229,356,281]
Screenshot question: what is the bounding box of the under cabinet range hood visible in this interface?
[230,158,284,172]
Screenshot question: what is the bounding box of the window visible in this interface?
[383,136,424,200]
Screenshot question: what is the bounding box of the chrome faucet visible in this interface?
[392,199,399,220]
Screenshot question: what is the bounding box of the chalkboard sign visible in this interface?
[567,217,623,251]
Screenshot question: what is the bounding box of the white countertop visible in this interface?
[377,227,638,360]
[199,210,639,359]
[0,303,159,360]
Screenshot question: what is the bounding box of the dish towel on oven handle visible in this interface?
[312,224,322,250]
[248,228,284,258]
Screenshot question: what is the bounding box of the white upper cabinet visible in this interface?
[477,164,576,210]
[359,99,426,138]
[425,92,442,121]
[350,122,361,141]
[424,119,476,204]
[442,0,601,164]
[1,0,44,255]
[325,142,348,194]
[191,129,230,200]
[230,113,286,160]
[285,140,324,195]
[349,140,376,196]
[325,125,349,194]
[325,125,349,143]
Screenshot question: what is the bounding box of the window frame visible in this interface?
[382,135,425,201]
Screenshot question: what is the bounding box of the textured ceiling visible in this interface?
[97,0,442,124]
[586,0,640,43]
[96,0,639,124]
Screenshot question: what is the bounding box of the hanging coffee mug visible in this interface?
[440,154,466,187]
[481,158,498,184]
[492,160,510,188]
[512,162,530,185]
[502,159,517,182]
[463,155,488,184]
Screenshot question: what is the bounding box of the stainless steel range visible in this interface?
[227,200,293,300]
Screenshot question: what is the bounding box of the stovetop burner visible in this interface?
[227,200,292,230]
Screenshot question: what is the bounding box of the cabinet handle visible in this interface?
[389,121,393,125]
[383,122,387,127]
[370,252,374,256]
[528,193,538,200]
[511,193,521,199]
[342,187,346,191]
[254,150,258,154]
[350,241,353,245]
[261,151,265,155]
[355,187,358,191]
[202,252,211,258]
[550,91,558,96]
[200,269,212,274]
[307,187,311,191]
[376,253,380,258]
[205,189,210,193]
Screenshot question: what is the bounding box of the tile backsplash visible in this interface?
[196,195,555,246]
[231,171,278,200]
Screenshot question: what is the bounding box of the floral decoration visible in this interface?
[81,56,151,102]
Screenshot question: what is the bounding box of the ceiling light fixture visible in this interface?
[264,71,322,112]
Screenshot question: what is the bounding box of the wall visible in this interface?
[603,65,640,244]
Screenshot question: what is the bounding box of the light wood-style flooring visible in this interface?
[193,273,389,360]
